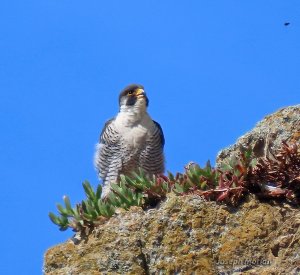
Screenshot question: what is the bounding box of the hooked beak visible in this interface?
[135,88,146,99]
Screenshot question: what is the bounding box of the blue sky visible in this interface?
[0,1,299,274]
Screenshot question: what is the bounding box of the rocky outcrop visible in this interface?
[217,105,300,165]
[44,194,300,274]
[44,105,300,274]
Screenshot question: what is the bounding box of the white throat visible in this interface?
[114,103,153,148]
[118,100,147,127]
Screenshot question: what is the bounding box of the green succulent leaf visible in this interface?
[63,195,73,213]
[49,212,61,225]
[83,181,96,201]
[96,184,102,200]
[56,203,69,216]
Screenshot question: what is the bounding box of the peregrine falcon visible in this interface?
[94,84,165,197]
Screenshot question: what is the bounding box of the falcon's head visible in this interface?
[119,84,149,113]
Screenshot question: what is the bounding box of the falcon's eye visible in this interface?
[128,91,134,95]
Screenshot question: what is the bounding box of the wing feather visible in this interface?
[94,118,122,181]
[152,120,165,148]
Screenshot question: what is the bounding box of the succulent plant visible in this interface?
[250,141,300,203]
[49,182,114,232]
[49,141,300,233]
